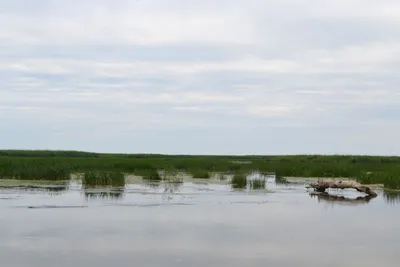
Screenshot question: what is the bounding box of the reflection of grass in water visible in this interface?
[231,173,247,189]
[83,171,125,186]
[275,175,289,185]
[84,190,124,200]
[0,184,68,192]
[217,173,230,181]
[383,190,400,205]
[162,182,182,194]
[141,169,184,183]
[190,169,210,179]
[249,178,266,190]
[143,181,161,189]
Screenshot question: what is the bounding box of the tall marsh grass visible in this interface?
[83,171,125,187]
[190,169,210,179]
[1,152,400,189]
[249,178,266,190]
[231,173,247,189]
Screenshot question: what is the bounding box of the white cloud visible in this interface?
[0,0,400,154]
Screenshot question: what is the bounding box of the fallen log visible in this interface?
[308,179,378,197]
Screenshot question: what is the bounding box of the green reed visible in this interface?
[82,171,125,186]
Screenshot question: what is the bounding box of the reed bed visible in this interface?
[190,169,210,179]
[231,173,247,189]
[82,171,125,187]
[1,152,400,189]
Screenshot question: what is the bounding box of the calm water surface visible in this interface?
[1,177,399,267]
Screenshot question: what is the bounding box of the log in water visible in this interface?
[308,179,378,197]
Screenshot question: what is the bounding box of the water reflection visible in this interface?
[83,188,125,200]
[275,175,289,185]
[142,181,162,189]
[140,180,184,201]
[383,190,400,205]
[161,182,183,201]
[310,192,376,205]
[162,182,182,194]
[248,178,266,190]
[0,184,69,193]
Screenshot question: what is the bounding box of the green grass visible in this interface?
[0,160,71,181]
[82,171,125,187]
[231,173,247,189]
[190,169,210,179]
[357,169,400,189]
[249,178,266,190]
[141,169,162,181]
[1,151,400,189]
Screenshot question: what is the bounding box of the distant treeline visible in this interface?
[1,150,400,163]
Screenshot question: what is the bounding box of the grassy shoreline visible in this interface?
[0,151,399,189]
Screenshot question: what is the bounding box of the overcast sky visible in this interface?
[0,0,399,155]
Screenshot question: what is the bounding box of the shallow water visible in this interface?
[1,177,399,267]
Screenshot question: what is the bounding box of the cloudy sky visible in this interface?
[1,0,399,155]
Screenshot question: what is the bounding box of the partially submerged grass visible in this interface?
[190,169,210,179]
[2,153,400,189]
[82,171,125,187]
[249,178,266,190]
[231,173,247,189]
[357,170,400,189]
[0,162,71,181]
[141,169,162,181]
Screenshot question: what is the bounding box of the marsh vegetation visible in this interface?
[0,150,399,189]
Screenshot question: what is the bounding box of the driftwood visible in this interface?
[308,179,377,197]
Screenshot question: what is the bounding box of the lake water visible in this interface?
[1,177,399,267]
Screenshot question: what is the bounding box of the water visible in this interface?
[1,177,399,267]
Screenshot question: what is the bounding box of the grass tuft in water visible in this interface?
[231,173,247,189]
[249,178,266,190]
[141,169,162,181]
[357,170,400,190]
[190,169,210,179]
[83,171,125,187]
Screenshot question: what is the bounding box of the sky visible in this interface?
[0,0,400,155]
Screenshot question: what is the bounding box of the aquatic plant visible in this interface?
[231,173,247,189]
[1,151,400,189]
[190,169,210,179]
[141,169,162,181]
[249,178,266,190]
[82,171,125,187]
